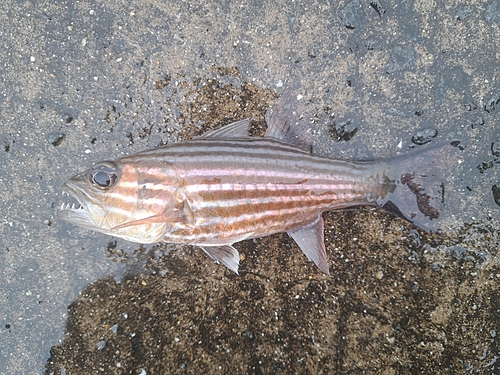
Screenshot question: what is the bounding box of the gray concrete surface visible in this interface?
[0,0,499,373]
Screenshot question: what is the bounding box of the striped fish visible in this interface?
[58,118,459,274]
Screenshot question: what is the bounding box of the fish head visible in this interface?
[58,160,178,243]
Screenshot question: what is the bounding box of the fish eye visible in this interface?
[89,163,119,189]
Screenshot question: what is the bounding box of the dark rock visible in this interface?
[46,132,66,147]
[463,101,478,111]
[484,92,500,113]
[364,39,376,50]
[409,229,421,248]
[491,141,500,157]
[338,0,364,29]
[330,120,358,141]
[370,1,386,17]
[477,160,494,173]
[456,5,474,21]
[470,116,484,129]
[431,262,442,272]
[241,331,255,340]
[493,185,500,206]
[411,128,438,145]
[485,1,500,23]
[450,246,467,260]
[386,45,416,74]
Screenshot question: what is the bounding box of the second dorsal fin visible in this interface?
[198,118,252,139]
[264,91,313,152]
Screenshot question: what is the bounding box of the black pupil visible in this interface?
[90,164,118,189]
[93,171,112,187]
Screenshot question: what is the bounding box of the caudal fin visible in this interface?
[378,141,461,232]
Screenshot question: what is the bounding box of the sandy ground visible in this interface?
[1,0,499,374]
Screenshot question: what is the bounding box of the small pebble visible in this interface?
[46,132,66,147]
[411,128,438,145]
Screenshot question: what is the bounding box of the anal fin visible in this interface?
[199,245,240,274]
[287,216,330,275]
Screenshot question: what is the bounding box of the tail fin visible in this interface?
[378,141,461,232]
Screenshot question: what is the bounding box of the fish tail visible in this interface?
[378,140,461,232]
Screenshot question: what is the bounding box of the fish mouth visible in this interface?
[58,190,86,214]
[57,183,102,230]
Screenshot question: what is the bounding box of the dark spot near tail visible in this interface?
[401,173,440,220]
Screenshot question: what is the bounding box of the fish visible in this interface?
[58,116,460,275]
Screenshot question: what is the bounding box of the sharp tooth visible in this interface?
[61,203,65,210]
[71,203,75,209]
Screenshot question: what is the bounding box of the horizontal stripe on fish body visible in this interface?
[120,139,387,192]
[163,181,376,245]
[114,138,394,244]
[121,138,370,174]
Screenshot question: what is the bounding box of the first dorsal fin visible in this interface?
[287,215,330,275]
[198,118,252,139]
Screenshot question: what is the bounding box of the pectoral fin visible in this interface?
[111,208,189,230]
[288,216,330,275]
[112,190,194,230]
[199,245,240,274]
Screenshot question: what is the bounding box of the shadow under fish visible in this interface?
[58,96,461,275]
